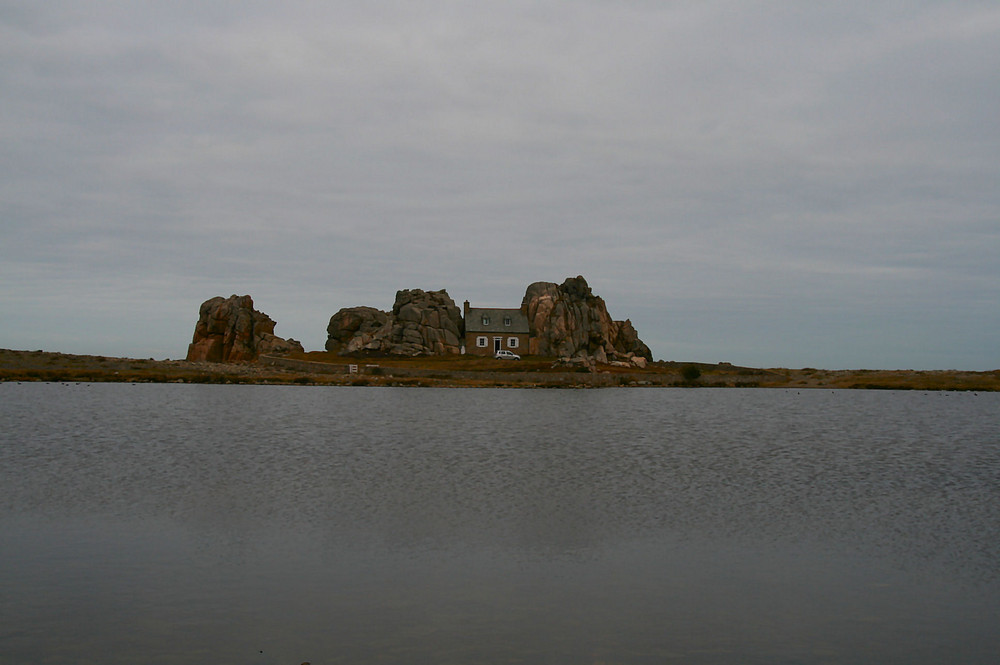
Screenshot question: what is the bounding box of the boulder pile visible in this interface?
[186,277,651,365]
[186,295,303,363]
[326,289,464,356]
[522,276,652,364]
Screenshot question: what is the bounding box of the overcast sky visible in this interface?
[2,2,998,370]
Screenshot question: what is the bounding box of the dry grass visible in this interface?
[2,349,997,390]
[815,369,1000,392]
[288,350,564,373]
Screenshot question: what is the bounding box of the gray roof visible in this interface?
[465,307,529,333]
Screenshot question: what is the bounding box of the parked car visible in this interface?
[495,349,521,360]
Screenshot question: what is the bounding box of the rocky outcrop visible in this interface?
[614,319,650,366]
[521,276,652,364]
[326,289,464,356]
[391,288,465,355]
[186,295,303,363]
[325,306,390,352]
[325,278,650,363]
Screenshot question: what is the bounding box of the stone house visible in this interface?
[463,301,530,356]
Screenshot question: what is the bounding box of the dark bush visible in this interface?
[681,365,702,382]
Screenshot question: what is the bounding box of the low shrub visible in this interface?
[681,365,702,382]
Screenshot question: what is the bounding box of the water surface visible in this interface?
[1,383,998,664]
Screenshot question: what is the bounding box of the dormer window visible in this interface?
[504,316,512,326]
[482,315,490,326]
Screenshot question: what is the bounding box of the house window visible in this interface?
[508,337,519,348]
[482,316,490,326]
[503,316,512,326]
[476,336,488,348]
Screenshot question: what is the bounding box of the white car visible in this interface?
[495,349,521,360]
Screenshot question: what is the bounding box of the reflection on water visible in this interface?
[1,383,999,664]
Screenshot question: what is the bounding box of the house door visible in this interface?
[494,337,502,353]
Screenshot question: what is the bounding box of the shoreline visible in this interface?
[1,348,997,391]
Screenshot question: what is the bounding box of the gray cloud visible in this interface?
[1,1,998,368]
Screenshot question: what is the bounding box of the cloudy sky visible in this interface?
[2,2,998,370]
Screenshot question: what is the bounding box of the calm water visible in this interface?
[1,383,998,664]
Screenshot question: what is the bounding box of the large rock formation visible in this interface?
[325,306,390,352]
[326,289,464,356]
[186,295,303,363]
[521,276,652,363]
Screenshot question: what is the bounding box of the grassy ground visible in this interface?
[2,348,997,390]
